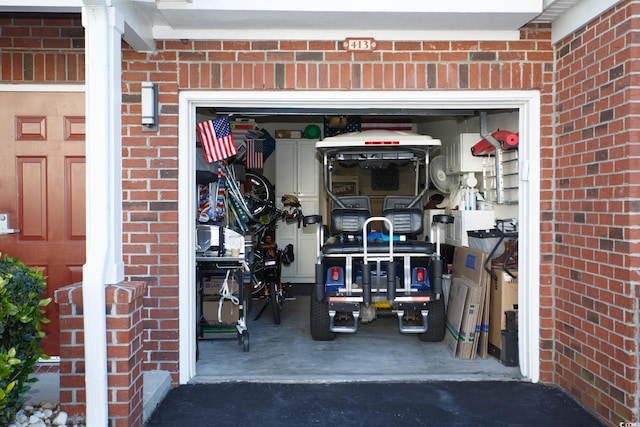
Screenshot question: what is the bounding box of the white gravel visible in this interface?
[9,403,85,427]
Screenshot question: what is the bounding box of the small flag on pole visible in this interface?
[196,116,238,163]
[245,139,264,169]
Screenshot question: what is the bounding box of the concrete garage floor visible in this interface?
[195,290,522,383]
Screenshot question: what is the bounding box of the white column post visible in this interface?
[81,3,125,425]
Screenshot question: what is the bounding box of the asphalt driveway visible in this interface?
[145,380,604,427]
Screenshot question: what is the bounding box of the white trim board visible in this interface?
[551,0,624,45]
[0,84,84,92]
[178,90,541,385]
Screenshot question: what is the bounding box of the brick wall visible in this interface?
[0,14,84,81]
[55,281,146,427]
[1,7,638,426]
[120,24,556,385]
[553,2,639,424]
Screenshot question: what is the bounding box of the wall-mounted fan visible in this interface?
[429,155,458,193]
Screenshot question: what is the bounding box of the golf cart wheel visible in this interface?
[310,295,335,341]
[419,298,446,342]
[269,280,282,325]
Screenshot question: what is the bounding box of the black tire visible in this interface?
[242,331,250,352]
[269,280,282,325]
[310,295,335,341]
[244,172,275,217]
[419,298,446,342]
[249,250,267,296]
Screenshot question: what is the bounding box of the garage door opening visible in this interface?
[178,91,541,385]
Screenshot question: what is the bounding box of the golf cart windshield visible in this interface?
[316,130,441,210]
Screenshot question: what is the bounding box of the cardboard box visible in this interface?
[203,298,239,325]
[489,268,518,351]
[476,278,491,359]
[232,118,256,130]
[444,278,468,356]
[446,246,491,359]
[275,129,303,139]
[451,246,489,284]
[455,277,484,359]
[202,276,240,296]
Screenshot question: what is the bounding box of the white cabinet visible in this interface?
[275,139,320,283]
[444,210,495,247]
[444,133,484,175]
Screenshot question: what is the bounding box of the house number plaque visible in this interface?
[343,38,376,52]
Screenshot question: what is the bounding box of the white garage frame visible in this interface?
[177,90,541,384]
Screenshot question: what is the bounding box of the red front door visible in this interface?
[0,91,86,357]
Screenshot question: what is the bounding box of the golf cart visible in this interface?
[305,130,453,341]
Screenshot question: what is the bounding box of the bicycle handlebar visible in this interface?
[251,204,305,245]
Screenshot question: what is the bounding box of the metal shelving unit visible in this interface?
[482,149,519,205]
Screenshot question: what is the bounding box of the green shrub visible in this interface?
[0,253,51,425]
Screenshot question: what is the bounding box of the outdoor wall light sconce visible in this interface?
[141,82,158,127]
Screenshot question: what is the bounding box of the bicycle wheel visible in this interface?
[251,272,266,297]
[250,249,273,298]
[243,172,275,217]
[268,279,282,325]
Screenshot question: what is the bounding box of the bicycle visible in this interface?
[248,195,304,324]
[224,163,276,230]
[219,160,305,324]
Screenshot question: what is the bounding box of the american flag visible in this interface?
[196,116,238,163]
[245,139,264,169]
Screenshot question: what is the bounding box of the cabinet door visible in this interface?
[445,211,463,246]
[296,140,320,199]
[280,198,319,282]
[444,133,483,175]
[275,139,320,283]
[444,210,496,247]
[275,139,297,195]
[276,139,319,198]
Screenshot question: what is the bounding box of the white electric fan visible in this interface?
[429,155,458,193]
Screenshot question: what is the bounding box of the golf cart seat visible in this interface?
[322,206,434,255]
[322,196,372,255]
[322,206,416,255]
[322,208,370,255]
[382,207,434,254]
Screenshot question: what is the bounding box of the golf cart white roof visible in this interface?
[316,129,441,149]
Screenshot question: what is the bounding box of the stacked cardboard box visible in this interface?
[203,299,239,325]
[201,275,241,325]
[202,275,240,296]
[274,129,303,139]
[488,267,518,364]
[444,246,491,359]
